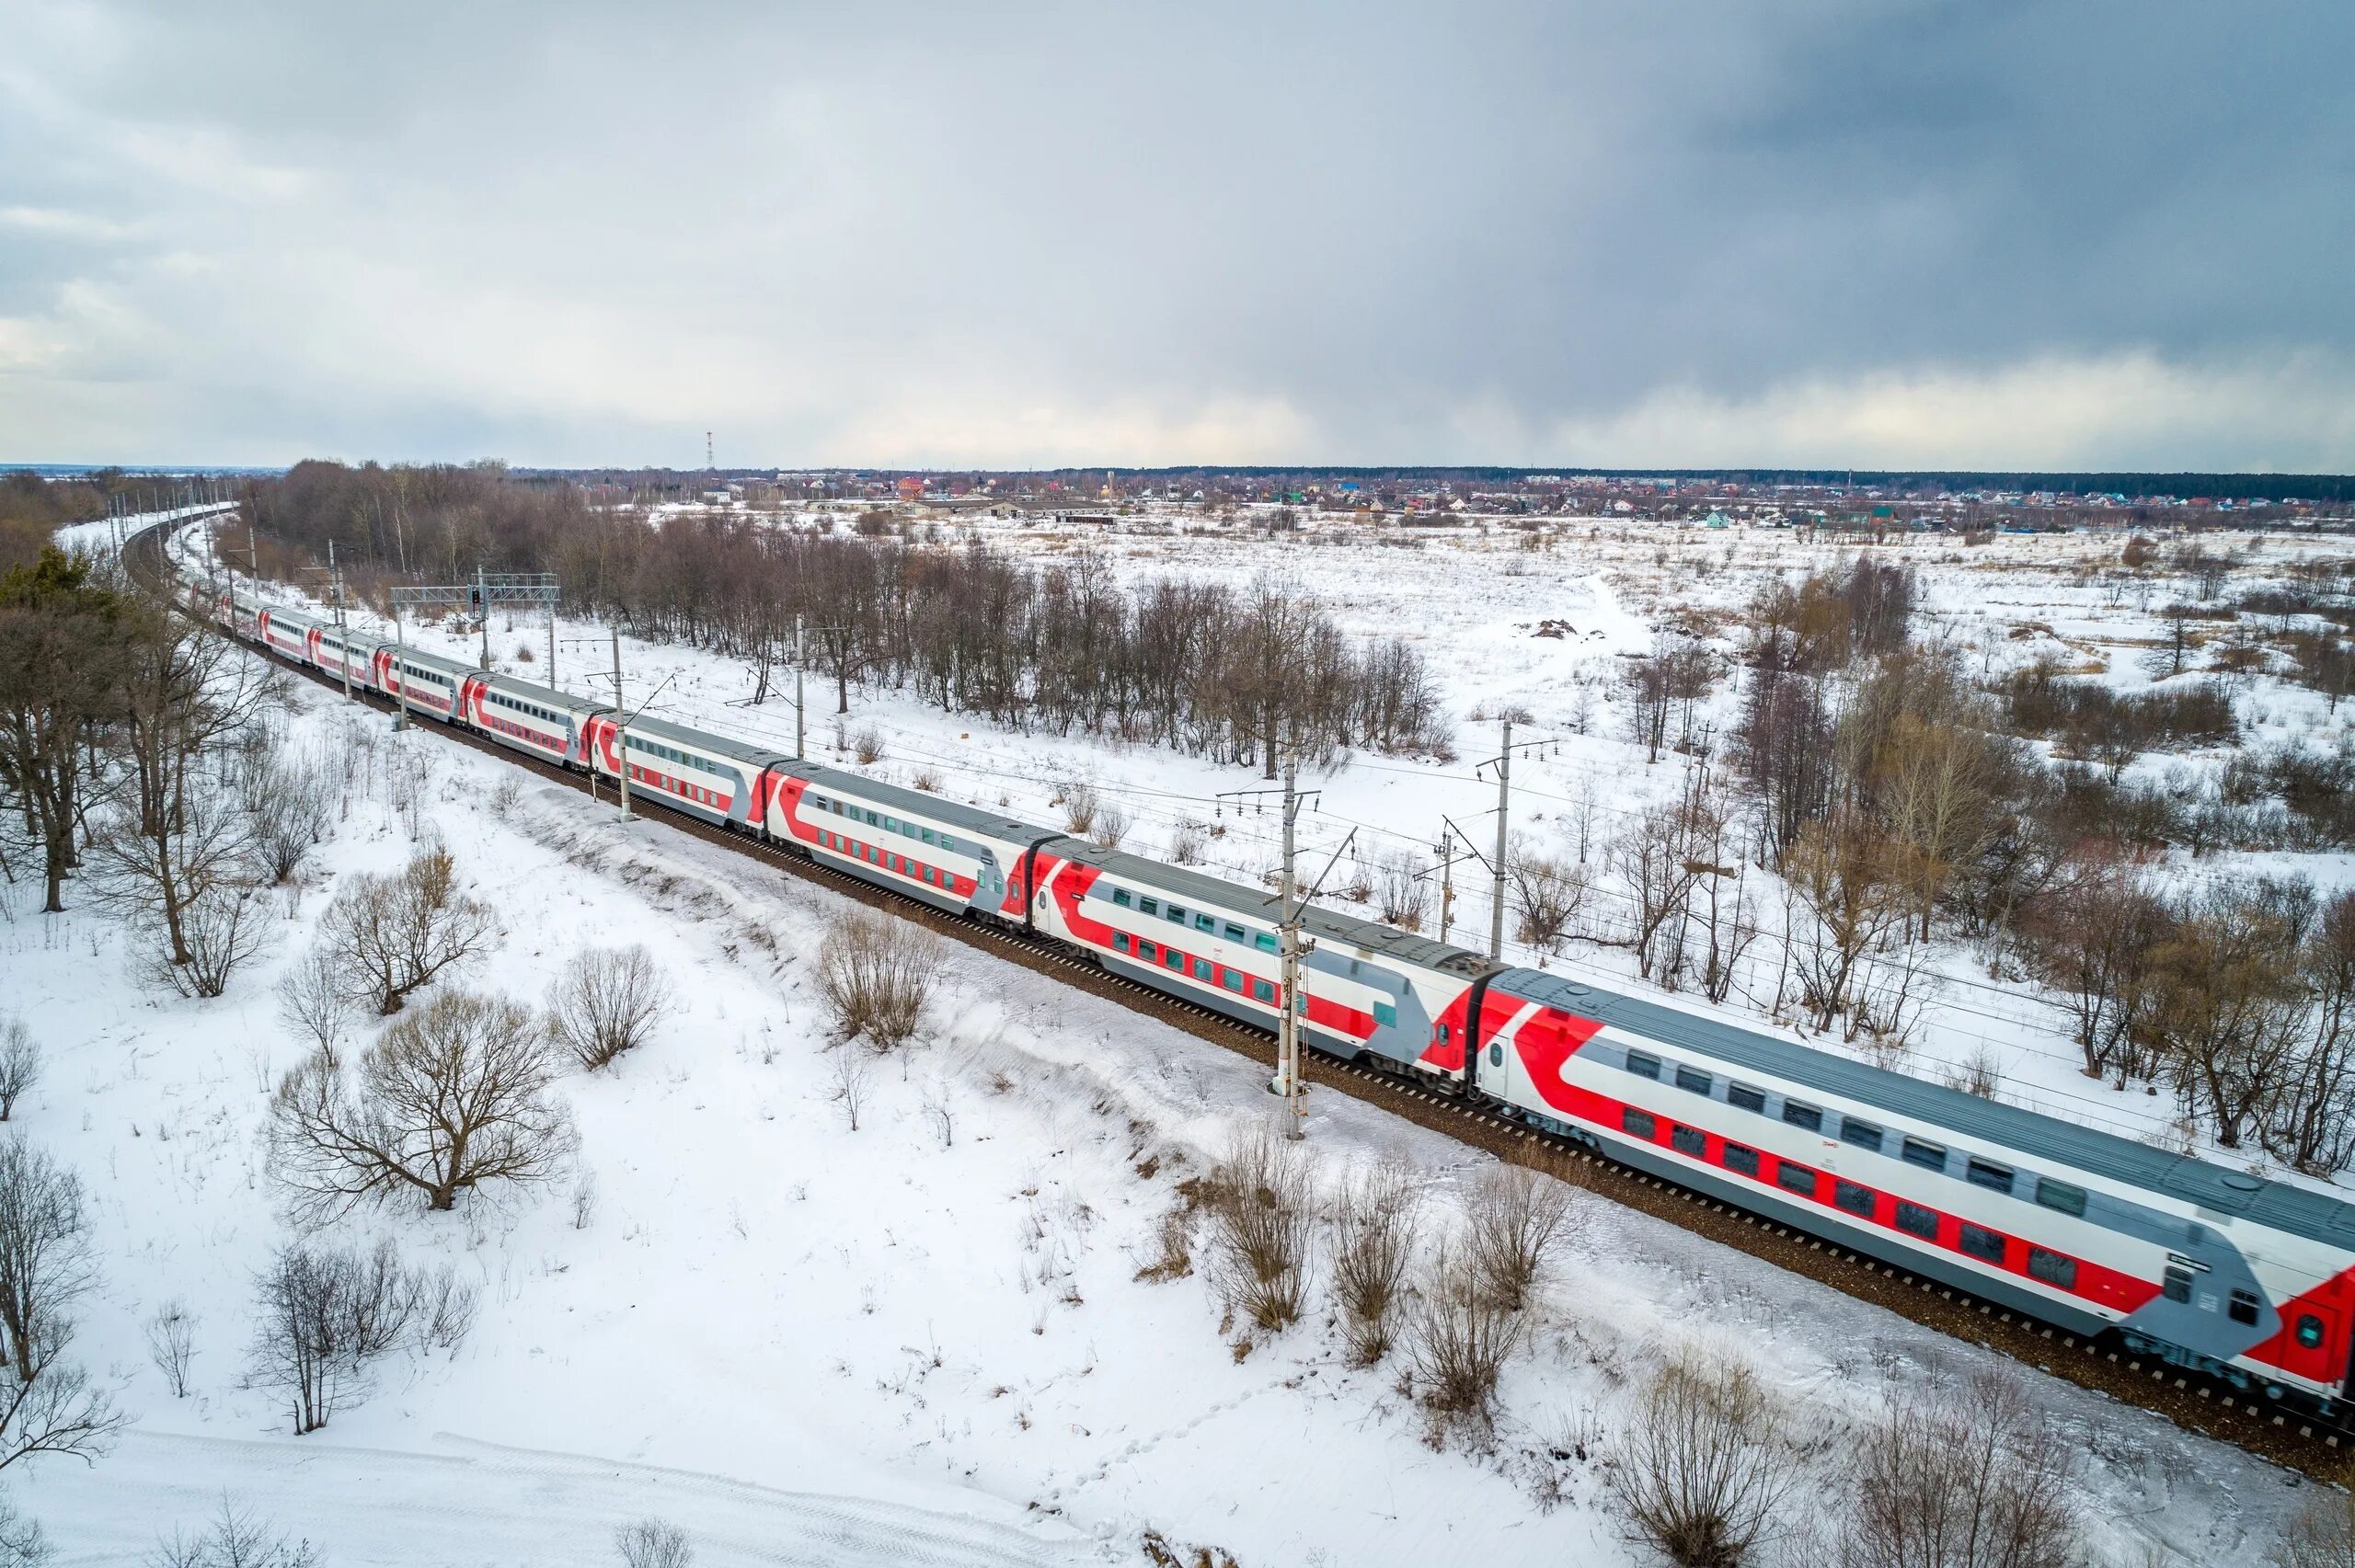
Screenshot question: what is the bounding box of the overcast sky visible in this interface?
[2,1,2350,471]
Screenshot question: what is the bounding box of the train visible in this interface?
[179,557,2355,1413]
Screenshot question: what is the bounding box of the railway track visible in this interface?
[126,521,2353,1475]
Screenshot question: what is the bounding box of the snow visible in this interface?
[201,509,2355,1181]
[1,601,2325,1564]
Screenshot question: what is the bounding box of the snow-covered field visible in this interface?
[241,509,2355,1174]
[4,511,2342,1563]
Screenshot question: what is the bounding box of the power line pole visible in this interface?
[328,542,351,699]
[612,628,630,822]
[1437,830,1459,946]
[1275,743,1306,1139]
[1489,716,1511,959]
[794,612,807,762]
[476,565,491,670]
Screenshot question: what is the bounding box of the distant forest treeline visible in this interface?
[237,461,1449,775]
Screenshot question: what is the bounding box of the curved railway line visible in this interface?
[122,519,2352,1475]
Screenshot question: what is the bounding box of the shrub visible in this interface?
[1404,1244,1522,1433]
[319,844,497,1014]
[546,944,676,1071]
[1328,1162,1418,1365]
[1205,1122,1315,1334]
[818,910,946,1050]
[1607,1351,1795,1567]
[0,1021,40,1122]
[1462,1164,1578,1312]
[1836,1370,2079,1568]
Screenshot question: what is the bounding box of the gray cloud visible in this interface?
[1,0,2349,468]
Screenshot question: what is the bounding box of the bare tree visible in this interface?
[818,910,945,1050]
[1612,798,1710,980]
[0,1137,121,1471]
[243,1236,472,1435]
[2273,1468,2355,1568]
[150,882,270,1001]
[1373,852,1430,932]
[268,990,575,1219]
[1836,1370,2080,1568]
[247,742,337,886]
[144,1299,199,1399]
[1091,802,1131,850]
[1462,1164,1578,1313]
[149,1497,320,1568]
[1403,1244,1523,1436]
[1204,1121,1316,1333]
[1608,1351,1796,1568]
[546,945,676,1071]
[1507,839,1591,953]
[1327,1162,1419,1365]
[1785,816,1913,1036]
[0,1495,47,1567]
[825,1047,874,1132]
[1058,780,1100,837]
[0,1023,38,1122]
[274,946,353,1060]
[614,1517,693,1568]
[319,844,497,1014]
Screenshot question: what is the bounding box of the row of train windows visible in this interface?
[1111,932,1281,1002]
[1626,1050,2088,1219]
[626,737,713,773]
[500,698,565,725]
[1108,888,1280,953]
[1625,1106,2081,1288]
[810,796,959,856]
[822,831,954,887]
[398,664,447,685]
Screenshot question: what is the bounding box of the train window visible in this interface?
[1488,1041,1504,1067]
[1141,898,1159,917]
[1626,1051,1661,1081]
[2229,1289,2261,1327]
[1728,1084,1766,1114]
[1966,1158,2015,1196]
[2298,1314,2326,1350]
[1959,1223,2005,1264]
[865,810,879,826]
[1112,932,1131,954]
[1372,1000,1397,1027]
[1254,979,1275,1002]
[1166,949,1185,972]
[1840,1118,1883,1153]
[1192,958,1212,981]
[1256,933,1279,954]
[883,816,899,832]
[2034,1178,2086,1217]
[1623,1107,1657,1139]
[1671,1125,1706,1158]
[941,838,957,854]
[1895,1202,1937,1239]
[1196,913,1216,933]
[1782,1101,1823,1134]
[2028,1248,2076,1288]
[1166,905,1187,924]
[1675,1065,1712,1095]
[2163,1267,2192,1304]
[1901,1137,1947,1173]
[1223,971,1242,993]
[1113,889,1132,908]
[1138,940,1156,961]
[1775,1162,1818,1197]
[1834,1180,1874,1218]
[1724,1143,1760,1177]
[922,828,936,846]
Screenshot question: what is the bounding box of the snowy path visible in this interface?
[22,1429,1105,1567]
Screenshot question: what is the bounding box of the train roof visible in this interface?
[620,710,789,768]
[776,761,1067,847]
[1062,841,1496,979]
[385,645,477,681]
[483,672,610,713]
[1499,968,2355,1250]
